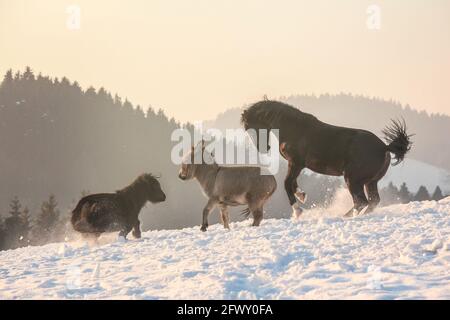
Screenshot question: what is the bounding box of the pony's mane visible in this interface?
[117,173,158,194]
[241,100,317,128]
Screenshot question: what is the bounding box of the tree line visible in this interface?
[0,194,67,251]
[379,183,445,206]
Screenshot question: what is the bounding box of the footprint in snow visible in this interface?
[38,278,57,288]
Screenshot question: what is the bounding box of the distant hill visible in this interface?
[0,69,343,233]
[204,94,450,173]
[380,158,450,194]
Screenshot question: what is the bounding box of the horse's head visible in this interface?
[178,141,215,180]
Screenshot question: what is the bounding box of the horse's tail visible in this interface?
[240,207,251,218]
[382,118,413,165]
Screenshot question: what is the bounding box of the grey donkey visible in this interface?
[178,143,277,231]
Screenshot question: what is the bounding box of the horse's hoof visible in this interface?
[344,209,357,218]
[200,226,208,232]
[291,203,303,219]
[117,235,127,242]
[295,189,307,203]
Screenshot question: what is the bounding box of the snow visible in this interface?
[0,198,449,300]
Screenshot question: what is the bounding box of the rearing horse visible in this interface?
[241,100,413,217]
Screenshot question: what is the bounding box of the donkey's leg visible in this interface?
[344,178,369,217]
[201,199,216,232]
[284,161,304,218]
[364,181,380,214]
[251,207,264,227]
[219,206,230,230]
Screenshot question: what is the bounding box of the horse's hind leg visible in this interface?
[219,205,230,229]
[364,181,380,214]
[344,178,369,217]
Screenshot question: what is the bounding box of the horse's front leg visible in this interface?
[285,161,305,218]
[201,199,216,232]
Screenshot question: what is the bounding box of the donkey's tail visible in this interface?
[382,118,413,165]
[240,207,251,218]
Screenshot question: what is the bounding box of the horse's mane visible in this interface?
[241,100,317,128]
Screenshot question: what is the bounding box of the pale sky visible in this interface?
[1,0,449,122]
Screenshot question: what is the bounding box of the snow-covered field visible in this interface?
[1,197,449,300]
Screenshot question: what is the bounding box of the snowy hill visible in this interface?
[1,198,449,300]
[380,158,450,193]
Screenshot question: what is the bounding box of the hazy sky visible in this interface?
[1,0,449,122]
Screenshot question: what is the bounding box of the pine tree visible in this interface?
[22,66,35,81]
[9,196,21,217]
[414,186,431,202]
[431,186,444,201]
[1,69,13,90]
[380,182,400,205]
[3,197,30,249]
[33,194,60,245]
[398,182,412,204]
[19,207,32,246]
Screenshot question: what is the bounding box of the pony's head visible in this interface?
[178,141,215,180]
[135,173,166,203]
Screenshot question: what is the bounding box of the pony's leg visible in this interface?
[82,232,100,245]
[132,219,141,238]
[284,161,304,217]
[364,181,380,214]
[118,224,133,239]
[201,199,216,232]
[344,178,369,217]
[219,205,230,229]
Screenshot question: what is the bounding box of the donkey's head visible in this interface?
[178,141,215,180]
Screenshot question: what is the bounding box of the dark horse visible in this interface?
[71,173,166,239]
[241,100,413,217]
